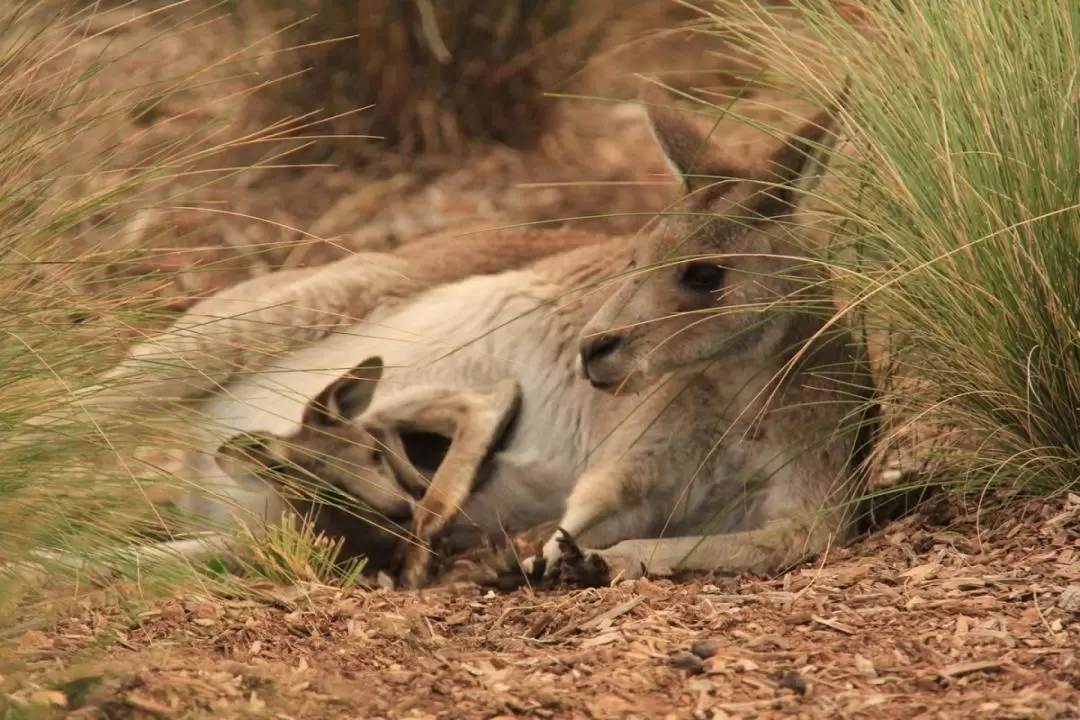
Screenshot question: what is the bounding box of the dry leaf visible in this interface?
[29,690,67,708]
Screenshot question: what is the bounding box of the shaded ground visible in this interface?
[5,496,1079,719]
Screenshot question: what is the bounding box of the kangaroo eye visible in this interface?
[678,263,726,293]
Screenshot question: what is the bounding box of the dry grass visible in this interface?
[0,0,796,616]
[713,0,1080,503]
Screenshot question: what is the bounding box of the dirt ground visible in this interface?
[4,496,1080,719]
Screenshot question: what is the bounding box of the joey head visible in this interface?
[214,356,448,575]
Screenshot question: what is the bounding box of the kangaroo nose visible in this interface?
[579,333,622,370]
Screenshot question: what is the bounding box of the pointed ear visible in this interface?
[758,78,853,213]
[641,85,741,194]
[303,356,384,427]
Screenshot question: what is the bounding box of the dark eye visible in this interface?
[678,263,726,293]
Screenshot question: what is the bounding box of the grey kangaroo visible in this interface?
[205,84,894,589]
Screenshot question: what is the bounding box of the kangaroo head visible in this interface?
[214,356,433,572]
[578,89,847,394]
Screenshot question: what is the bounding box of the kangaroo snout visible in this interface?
[578,332,625,389]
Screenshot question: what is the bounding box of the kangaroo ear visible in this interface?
[303,356,384,427]
[757,78,853,214]
[641,84,743,195]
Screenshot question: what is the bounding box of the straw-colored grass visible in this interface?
[0,0,340,621]
[701,0,1080,501]
[13,0,1076,622]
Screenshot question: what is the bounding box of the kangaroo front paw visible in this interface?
[398,542,434,590]
[492,528,580,590]
[482,555,544,594]
[498,528,633,591]
[518,553,547,580]
[553,534,673,586]
[534,529,614,589]
[532,526,577,576]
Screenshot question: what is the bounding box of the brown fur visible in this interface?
[218,359,523,586]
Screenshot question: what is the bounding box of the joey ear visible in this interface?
[303,356,384,427]
[642,86,741,195]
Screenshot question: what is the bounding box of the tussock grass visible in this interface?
[15,0,1077,615]
[0,0,722,616]
[0,0,344,622]
[218,511,369,588]
[704,0,1080,499]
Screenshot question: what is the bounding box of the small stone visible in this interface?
[777,670,807,696]
[1058,584,1080,613]
[690,639,719,659]
[672,651,705,674]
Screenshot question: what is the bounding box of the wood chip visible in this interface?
[123,692,174,717]
[580,630,622,649]
[811,615,857,635]
[936,660,1006,680]
[854,654,878,678]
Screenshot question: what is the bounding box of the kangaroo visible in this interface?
[194,233,628,588]
[202,85,890,589]
[523,85,880,583]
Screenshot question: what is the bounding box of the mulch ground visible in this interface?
[4,496,1079,719]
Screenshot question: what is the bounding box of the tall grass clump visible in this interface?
[0,0,315,621]
[706,0,1080,498]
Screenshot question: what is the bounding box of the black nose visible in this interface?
[580,333,622,366]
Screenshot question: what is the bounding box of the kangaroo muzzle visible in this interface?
[578,332,625,389]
